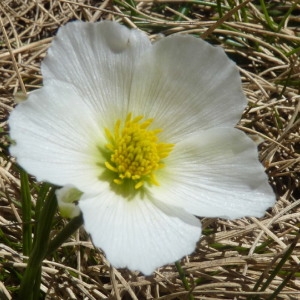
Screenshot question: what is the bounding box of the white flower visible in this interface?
[9,21,275,275]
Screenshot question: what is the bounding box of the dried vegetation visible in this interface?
[0,0,300,299]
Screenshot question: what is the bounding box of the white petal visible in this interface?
[153,128,275,219]
[79,192,201,275]
[42,21,151,125]
[129,35,246,141]
[9,80,106,193]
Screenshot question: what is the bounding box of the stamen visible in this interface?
[104,113,174,189]
[105,162,118,173]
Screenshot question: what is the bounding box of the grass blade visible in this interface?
[175,261,195,300]
[20,169,32,256]
[18,186,57,300]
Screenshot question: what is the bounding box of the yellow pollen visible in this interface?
[104,113,174,189]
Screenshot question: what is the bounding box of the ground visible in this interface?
[0,0,300,299]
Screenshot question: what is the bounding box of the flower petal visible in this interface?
[129,35,247,141]
[9,80,106,193]
[79,192,201,275]
[153,128,275,219]
[42,21,151,125]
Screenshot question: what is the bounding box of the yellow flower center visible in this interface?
[104,113,174,190]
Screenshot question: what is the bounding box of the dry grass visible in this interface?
[1,0,300,299]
